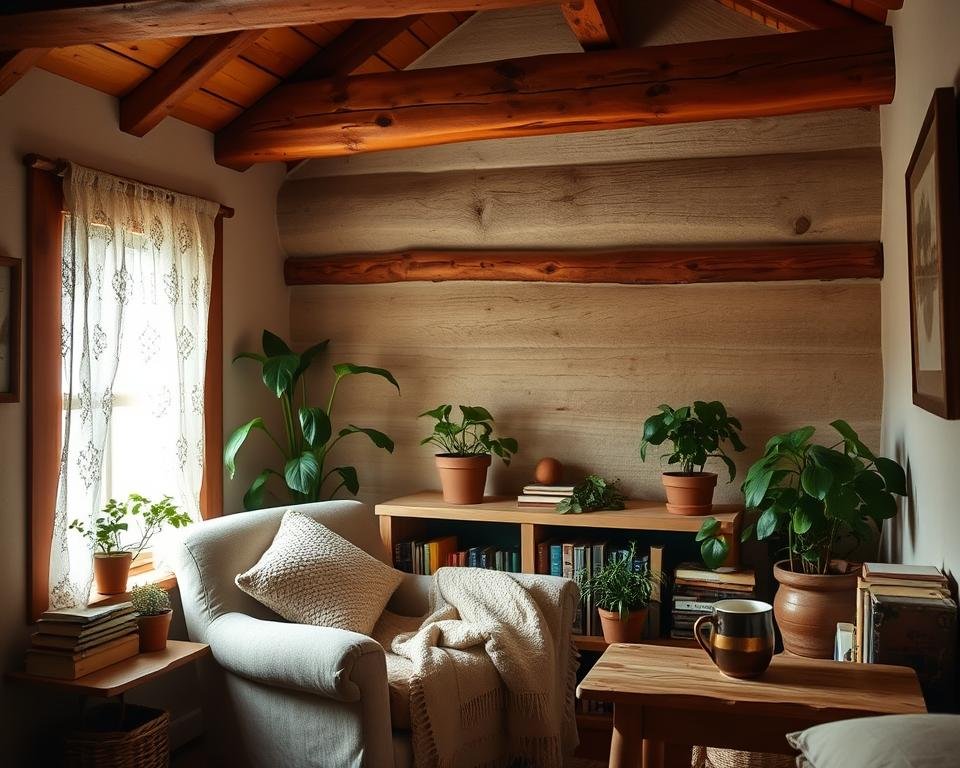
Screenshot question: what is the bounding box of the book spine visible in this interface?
[673,600,717,613]
[550,545,563,577]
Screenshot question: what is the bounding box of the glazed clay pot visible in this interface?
[93,552,133,595]
[773,560,860,658]
[597,607,648,644]
[435,454,492,505]
[662,472,718,515]
[138,610,173,652]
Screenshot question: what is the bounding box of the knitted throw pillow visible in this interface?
[235,509,403,635]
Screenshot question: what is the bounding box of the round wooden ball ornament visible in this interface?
[534,457,562,485]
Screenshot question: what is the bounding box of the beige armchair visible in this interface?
[171,500,578,768]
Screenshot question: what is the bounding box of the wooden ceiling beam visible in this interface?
[120,30,263,137]
[0,0,552,51]
[215,25,895,169]
[283,243,885,286]
[561,0,627,49]
[293,17,420,81]
[0,49,50,96]
[714,0,872,32]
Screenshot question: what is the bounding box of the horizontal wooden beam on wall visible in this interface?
[216,25,894,168]
[283,243,884,286]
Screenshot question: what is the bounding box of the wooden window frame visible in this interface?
[25,157,227,622]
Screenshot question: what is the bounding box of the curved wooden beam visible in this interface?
[283,243,884,286]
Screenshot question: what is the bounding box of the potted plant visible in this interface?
[419,405,518,504]
[130,584,172,652]
[225,330,400,509]
[697,420,906,658]
[577,544,658,643]
[70,494,192,595]
[640,401,746,515]
[556,475,625,514]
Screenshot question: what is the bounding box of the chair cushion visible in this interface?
[787,714,960,768]
[235,509,403,635]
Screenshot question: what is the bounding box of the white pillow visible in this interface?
[235,509,403,635]
[787,715,960,768]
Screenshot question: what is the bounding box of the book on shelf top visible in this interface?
[37,610,138,638]
[517,495,566,505]
[521,484,575,495]
[29,631,139,660]
[674,563,755,587]
[24,633,140,679]
[862,562,947,583]
[32,621,138,652]
[40,602,134,625]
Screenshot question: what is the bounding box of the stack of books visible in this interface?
[670,563,756,640]
[394,536,521,575]
[27,602,139,679]
[516,484,574,507]
[856,562,957,710]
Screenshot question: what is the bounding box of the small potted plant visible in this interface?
[70,494,192,595]
[696,420,906,658]
[420,405,518,504]
[640,401,746,515]
[577,544,657,643]
[130,584,173,652]
[556,475,625,514]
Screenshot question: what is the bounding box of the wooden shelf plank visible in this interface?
[284,243,884,286]
[574,635,699,652]
[7,640,209,697]
[376,492,742,534]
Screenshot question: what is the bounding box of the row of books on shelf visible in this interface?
[534,539,661,637]
[26,602,140,679]
[669,563,756,641]
[394,536,521,575]
[853,562,957,710]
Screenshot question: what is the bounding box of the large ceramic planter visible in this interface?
[662,472,718,515]
[773,560,860,658]
[93,552,133,595]
[138,610,173,652]
[435,454,491,505]
[597,607,648,644]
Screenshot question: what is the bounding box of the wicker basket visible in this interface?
[693,746,794,768]
[65,703,169,768]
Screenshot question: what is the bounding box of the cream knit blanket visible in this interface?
[385,568,579,768]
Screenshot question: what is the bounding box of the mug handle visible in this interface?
[694,614,716,661]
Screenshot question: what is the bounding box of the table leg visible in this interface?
[642,738,665,768]
[609,703,643,768]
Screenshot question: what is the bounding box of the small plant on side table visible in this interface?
[577,544,658,643]
[556,475,625,514]
[640,400,746,516]
[70,494,191,596]
[130,583,173,652]
[420,405,518,504]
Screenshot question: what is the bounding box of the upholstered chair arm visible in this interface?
[207,612,388,701]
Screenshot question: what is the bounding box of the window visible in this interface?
[27,156,225,621]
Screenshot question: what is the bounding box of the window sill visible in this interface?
[87,569,177,608]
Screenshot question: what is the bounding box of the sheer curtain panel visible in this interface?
[49,164,219,608]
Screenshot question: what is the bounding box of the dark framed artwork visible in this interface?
[0,254,22,403]
[906,87,960,419]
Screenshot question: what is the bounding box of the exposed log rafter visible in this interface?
[561,0,627,49]
[293,17,420,80]
[0,0,552,50]
[714,0,872,32]
[283,243,885,286]
[120,30,263,137]
[0,48,50,96]
[215,25,895,169]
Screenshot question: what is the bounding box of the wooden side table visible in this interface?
[577,644,926,768]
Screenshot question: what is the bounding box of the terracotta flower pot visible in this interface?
[138,610,173,652]
[773,560,860,658]
[597,607,648,644]
[93,552,133,595]
[661,472,718,515]
[435,454,491,505]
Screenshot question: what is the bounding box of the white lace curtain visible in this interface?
[49,164,219,608]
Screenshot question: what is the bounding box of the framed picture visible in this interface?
[906,87,960,418]
[0,255,21,403]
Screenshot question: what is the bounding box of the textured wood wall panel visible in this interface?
[279,148,881,256]
[289,281,882,506]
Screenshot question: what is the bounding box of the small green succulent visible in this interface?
[130,583,171,616]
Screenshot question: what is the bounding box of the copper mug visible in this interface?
[694,599,775,679]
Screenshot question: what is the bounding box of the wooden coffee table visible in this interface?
[577,644,926,768]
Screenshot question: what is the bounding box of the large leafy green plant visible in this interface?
[225,331,399,509]
[640,401,746,480]
[577,544,658,619]
[70,494,191,556]
[419,405,518,464]
[696,421,907,572]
